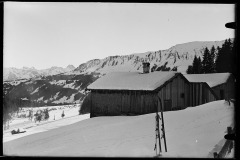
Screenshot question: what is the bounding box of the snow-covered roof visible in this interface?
[87,71,178,91]
[183,73,231,88]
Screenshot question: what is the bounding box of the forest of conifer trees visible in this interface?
[187,38,235,75]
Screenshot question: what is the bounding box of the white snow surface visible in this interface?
[30,87,40,95]
[37,96,44,102]
[183,73,231,87]
[52,94,76,104]
[3,100,234,158]
[3,104,87,143]
[87,71,177,91]
[21,97,28,100]
[63,82,76,89]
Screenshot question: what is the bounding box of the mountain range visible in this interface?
[3,65,76,81]
[3,39,232,107]
[71,40,227,75]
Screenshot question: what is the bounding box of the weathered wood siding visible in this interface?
[88,74,221,117]
[189,83,217,107]
[90,90,157,117]
[121,92,131,114]
[90,74,191,117]
[157,74,190,111]
[211,75,235,100]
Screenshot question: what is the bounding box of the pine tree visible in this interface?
[192,55,199,74]
[186,65,193,74]
[202,47,213,73]
[209,46,216,73]
[215,39,234,73]
[197,57,202,73]
[187,55,202,74]
[227,38,234,73]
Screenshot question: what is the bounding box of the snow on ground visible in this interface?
[30,86,40,95]
[49,80,66,85]
[52,95,76,104]
[3,104,85,142]
[225,142,235,158]
[3,100,234,158]
[63,81,76,89]
[49,91,60,101]
[37,96,44,102]
[5,79,28,86]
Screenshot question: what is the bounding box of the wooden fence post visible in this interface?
[217,126,234,158]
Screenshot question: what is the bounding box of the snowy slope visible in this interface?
[3,73,99,106]
[3,100,234,158]
[72,39,232,75]
[3,104,89,142]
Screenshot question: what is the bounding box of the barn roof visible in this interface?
[87,71,178,91]
[183,73,231,88]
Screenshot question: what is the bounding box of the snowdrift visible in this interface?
[3,100,234,158]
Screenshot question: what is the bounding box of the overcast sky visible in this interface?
[4,2,235,70]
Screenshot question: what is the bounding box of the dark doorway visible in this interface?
[164,99,172,111]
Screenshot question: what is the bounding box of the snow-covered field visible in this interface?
[3,100,234,158]
[3,104,88,142]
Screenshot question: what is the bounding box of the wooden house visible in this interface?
[184,73,235,100]
[189,82,218,107]
[85,64,218,117]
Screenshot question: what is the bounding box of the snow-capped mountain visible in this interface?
[3,65,76,81]
[71,39,230,75]
[65,65,76,71]
[3,39,233,107]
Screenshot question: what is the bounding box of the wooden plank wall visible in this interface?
[212,85,225,100]
[189,83,217,107]
[91,91,157,116]
[121,92,131,114]
[185,82,190,108]
[212,80,235,100]
[90,74,226,117]
[211,75,235,100]
[158,75,189,111]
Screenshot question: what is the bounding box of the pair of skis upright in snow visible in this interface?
[154,96,167,157]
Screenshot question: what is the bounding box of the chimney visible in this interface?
[142,62,150,73]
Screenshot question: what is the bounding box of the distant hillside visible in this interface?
[3,65,76,81]
[71,39,232,75]
[3,38,233,109]
[3,72,100,108]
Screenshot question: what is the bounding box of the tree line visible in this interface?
[187,38,235,74]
